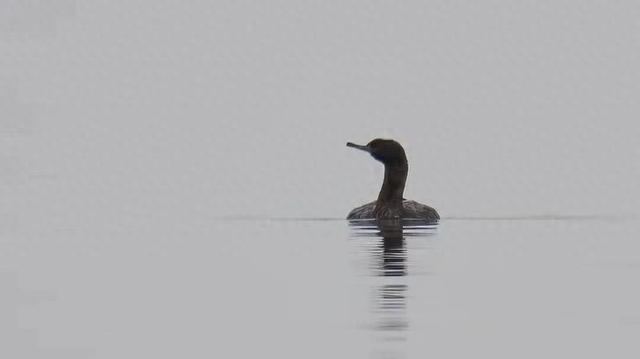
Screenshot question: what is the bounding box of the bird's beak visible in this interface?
[346,142,371,152]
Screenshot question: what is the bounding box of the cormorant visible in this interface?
[346,139,439,222]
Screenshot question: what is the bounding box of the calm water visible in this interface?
[1,217,639,358]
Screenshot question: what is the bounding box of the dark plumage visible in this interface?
[346,139,439,222]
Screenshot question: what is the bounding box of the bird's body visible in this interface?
[346,139,439,222]
[347,199,439,222]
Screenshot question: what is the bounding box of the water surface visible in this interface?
[1,217,639,358]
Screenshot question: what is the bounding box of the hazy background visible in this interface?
[3,1,640,235]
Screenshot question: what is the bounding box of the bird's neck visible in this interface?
[377,162,408,205]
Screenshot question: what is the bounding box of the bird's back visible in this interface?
[347,200,439,222]
[347,201,377,219]
[400,200,439,222]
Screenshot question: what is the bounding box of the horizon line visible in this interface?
[211,213,637,222]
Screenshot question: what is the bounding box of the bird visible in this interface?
[346,138,439,222]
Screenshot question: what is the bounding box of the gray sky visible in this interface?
[2,1,639,233]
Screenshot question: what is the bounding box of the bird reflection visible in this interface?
[377,226,406,277]
[349,219,437,339]
[369,220,409,334]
